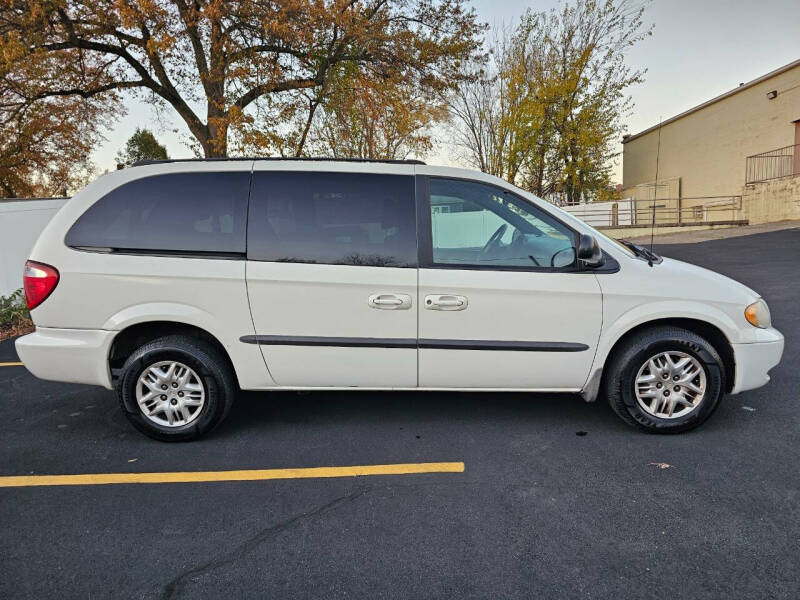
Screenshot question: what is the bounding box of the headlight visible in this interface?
[745,299,771,329]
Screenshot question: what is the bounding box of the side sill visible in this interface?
[237,386,584,393]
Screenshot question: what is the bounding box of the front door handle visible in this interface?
[425,294,468,311]
[368,293,412,310]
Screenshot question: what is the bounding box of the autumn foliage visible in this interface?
[1,0,482,163]
[1,1,651,196]
[308,68,448,160]
[0,24,115,196]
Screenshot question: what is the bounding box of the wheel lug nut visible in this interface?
[663,391,670,396]
[160,394,167,400]
[673,375,679,381]
[172,382,178,388]
[170,399,178,405]
[178,391,184,397]
[656,383,662,389]
[674,386,680,392]
[161,385,168,390]
[662,374,669,379]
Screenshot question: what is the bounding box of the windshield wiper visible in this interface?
[619,239,662,264]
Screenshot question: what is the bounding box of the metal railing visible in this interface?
[746,144,800,185]
[560,196,745,229]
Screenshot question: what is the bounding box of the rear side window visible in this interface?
[248,172,416,267]
[65,172,251,254]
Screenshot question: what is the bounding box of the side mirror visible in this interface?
[577,234,604,268]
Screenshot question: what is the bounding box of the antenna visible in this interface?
[649,116,663,258]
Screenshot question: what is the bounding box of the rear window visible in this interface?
[65,172,251,254]
[247,172,416,267]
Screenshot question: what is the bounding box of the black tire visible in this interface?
[605,326,725,433]
[117,335,236,442]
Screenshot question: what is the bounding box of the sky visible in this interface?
[91,0,800,184]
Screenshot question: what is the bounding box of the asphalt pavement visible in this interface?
[1,228,798,599]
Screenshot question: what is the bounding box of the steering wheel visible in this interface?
[479,224,507,259]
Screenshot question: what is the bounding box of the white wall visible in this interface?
[0,199,67,297]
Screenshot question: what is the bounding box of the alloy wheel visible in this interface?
[135,360,206,427]
[634,351,707,419]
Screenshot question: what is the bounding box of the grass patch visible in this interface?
[0,289,33,342]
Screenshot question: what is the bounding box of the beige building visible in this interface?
[622,59,800,225]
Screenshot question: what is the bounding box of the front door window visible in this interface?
[428,178,577,269]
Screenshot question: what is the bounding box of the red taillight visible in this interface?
[23,260,59,310]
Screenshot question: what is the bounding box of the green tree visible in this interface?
[449,0,650,204]
[116,128,169,168]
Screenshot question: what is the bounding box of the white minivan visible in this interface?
[16,159,783,441]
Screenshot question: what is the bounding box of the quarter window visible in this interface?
[247,172,416,267]
[427,178,577,269]
[65,172,250,254]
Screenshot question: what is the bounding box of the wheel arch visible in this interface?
[601,318,735,395]
[109,321,239,388]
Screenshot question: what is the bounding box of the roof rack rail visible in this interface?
[131,157,426,167]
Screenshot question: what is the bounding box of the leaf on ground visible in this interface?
[648,462,672,470]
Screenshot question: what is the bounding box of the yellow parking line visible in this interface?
[0,462,465,488]
[0,362,23,367]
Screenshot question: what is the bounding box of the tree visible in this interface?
[0,91,101,197]
[0,32,114,197]
[3,1,483,159]
[447,30,531,181]
[116,128,169,167]
[306,67,447,160]
[448,0,650,204]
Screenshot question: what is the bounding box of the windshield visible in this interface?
[593,229,637,257]
[514,188,637,257]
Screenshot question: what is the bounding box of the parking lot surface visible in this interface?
[1,228,798,599]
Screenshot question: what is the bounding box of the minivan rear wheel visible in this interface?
[605,326,725,433]
[117,335,235,441]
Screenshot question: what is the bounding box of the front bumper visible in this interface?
[15,327,116,389]
[730,327,784,394]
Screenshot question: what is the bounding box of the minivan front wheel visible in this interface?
[118,335,235,441]
[605,326,725,433]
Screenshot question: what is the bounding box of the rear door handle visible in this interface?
[425,294,468,311]
[368,293,412,310]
